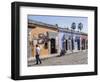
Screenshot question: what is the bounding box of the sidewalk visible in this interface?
[28,50,78,62]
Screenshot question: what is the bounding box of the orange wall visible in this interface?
[29,25,57,57]
[31,26,57,38]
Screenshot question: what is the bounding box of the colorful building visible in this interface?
[28,19,59,60]
[58,28,88,53]
[28,19,88,61]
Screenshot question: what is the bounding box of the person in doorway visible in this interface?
[35,44,42,65]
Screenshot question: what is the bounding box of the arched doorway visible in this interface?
[65,40,68,50]
[77,39,80,50]
[50,38,56,54]
[82,39,85,50]
[71,38,74,50]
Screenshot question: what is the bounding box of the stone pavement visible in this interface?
[28,50,88,67]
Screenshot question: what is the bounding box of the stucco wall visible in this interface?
[28,25,58,57]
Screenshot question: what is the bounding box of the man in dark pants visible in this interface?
[35,44,42,64]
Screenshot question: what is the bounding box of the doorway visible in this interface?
[66,40,68,50]
[71,39,74,50]
[82,39,85,50]
[77,39,80,50]
[50,38,56,54]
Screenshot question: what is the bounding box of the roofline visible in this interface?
[28,19,59,30]
[28,19,87,35]
[28,23,58,30]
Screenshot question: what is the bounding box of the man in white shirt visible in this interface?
[35,44,42,64]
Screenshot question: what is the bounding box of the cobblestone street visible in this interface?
[28,51,88,67]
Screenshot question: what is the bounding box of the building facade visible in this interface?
[28,20,59,60]
[28,19,88,61]
[58,28,88,53]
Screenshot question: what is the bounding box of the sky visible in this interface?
[28,15,88,33]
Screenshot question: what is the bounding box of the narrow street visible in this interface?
[28,51,88,67]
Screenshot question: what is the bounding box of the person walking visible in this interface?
[35,44,42,64]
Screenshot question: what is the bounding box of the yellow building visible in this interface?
[28,19,59,59]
